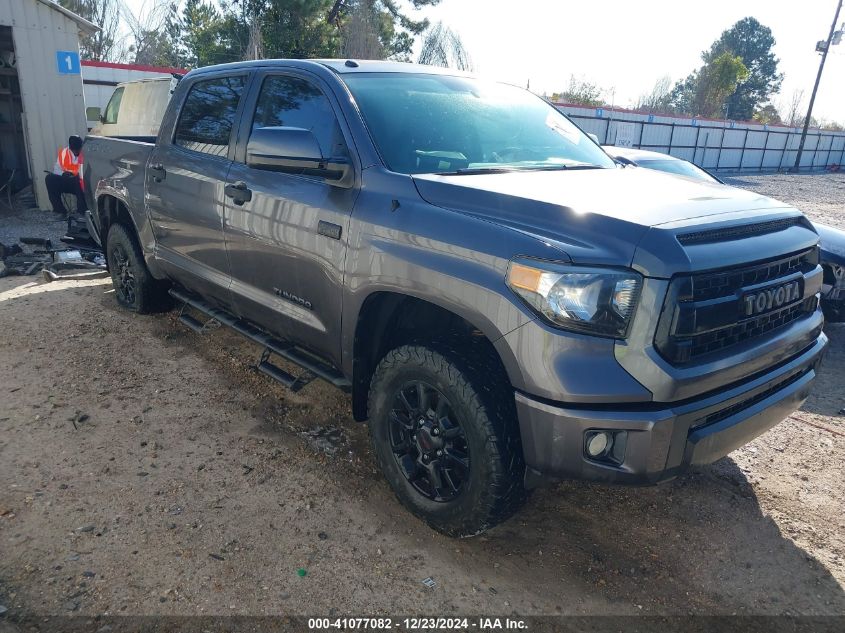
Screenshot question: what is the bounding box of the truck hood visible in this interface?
[413,167,807,276]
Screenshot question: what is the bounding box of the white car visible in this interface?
[603,146,721,182]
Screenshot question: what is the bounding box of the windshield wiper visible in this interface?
[439,163,606,175]
[530,163,605,171]
[441,167,523,175]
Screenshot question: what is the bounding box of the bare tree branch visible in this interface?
[418,21,473,71]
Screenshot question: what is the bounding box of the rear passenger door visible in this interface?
[223,71,359,367]
[146,72,248,307]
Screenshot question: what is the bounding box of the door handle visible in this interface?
[149,163,166,183]
[224,181,252,205]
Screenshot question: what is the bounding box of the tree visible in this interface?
[181,0,249,67]
[667,71,698,115]
[753,103,782,125]
[553,75,604,107]
[123,2,183,67]
[328,0,443,60]
[635,75,673,112]
[58,0,126,61]
[418,21,472,71]
[704,17,782,120]
[781,89,805,127]
[818,119,845,131]
[261,0,340,59]
[340,1,386,58]
[692,51,749,118]
[667,51,749,118]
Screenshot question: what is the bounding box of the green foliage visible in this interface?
[64,0,451,70]
[181,0,238,67]
[170,0,443,69]
[753,103,782,125]
[668,17,782,120]
[666,72,698,115]
[704,17,783,120]
[693,51,749,118]
[333,0,442,61]
[553,76,605,107]
[260,0,341,59]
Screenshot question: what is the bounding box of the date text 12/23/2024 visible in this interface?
[308,617,528,630]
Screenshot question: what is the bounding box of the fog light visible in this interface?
[586,431,611,457]
[584,430,628,465]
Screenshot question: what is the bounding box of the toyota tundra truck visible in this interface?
[83,60,827,537]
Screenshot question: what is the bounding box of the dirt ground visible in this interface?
[1,172,844,623]
[0,274,844,621]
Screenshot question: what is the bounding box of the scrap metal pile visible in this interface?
[0,237,106,282]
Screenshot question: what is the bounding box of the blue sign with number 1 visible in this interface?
[56,51,80,75]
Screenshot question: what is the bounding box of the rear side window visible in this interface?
[174,76,245,157]
[103,87,124,124]
[250,75,348,158]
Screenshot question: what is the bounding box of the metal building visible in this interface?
[0,0,96,208]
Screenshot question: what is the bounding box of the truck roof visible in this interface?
[184,59,472,79]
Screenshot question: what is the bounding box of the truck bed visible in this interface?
[83,135,154,245]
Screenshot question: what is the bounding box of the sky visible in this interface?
[419,0,844,122]
[122,0,844,123]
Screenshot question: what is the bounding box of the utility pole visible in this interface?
[792,0,843,172]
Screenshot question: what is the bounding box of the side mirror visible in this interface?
[86,106,102,122]
[587,133,600,144]
[246,127,352,187]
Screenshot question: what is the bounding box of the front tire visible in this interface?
[368,345,527,537]
[105,223,166,313]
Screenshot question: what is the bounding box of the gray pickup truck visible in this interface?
[84,60,827,537]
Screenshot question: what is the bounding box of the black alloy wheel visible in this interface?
[388,380,470,502]
[110,242,137,306]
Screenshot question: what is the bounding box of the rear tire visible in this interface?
[367,344,527,537]
[105,223,168,313]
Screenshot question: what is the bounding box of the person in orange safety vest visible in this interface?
[45,135,88,216]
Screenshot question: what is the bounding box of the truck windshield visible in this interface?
[343,73,615,175]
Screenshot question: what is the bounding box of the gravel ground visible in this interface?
[0,206,67,253]
[722,172,845,230]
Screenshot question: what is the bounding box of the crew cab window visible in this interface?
[174,76,245,157]
[250,75,347,158]
[103,87,124,124]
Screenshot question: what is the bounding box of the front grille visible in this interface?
[684,298,817,358]
[691,366,811,430]
[691,250,816,302]
[655,249,819,364]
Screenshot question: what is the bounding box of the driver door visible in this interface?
[222,71,359,367]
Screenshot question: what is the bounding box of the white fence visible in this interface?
[555,103,845,173]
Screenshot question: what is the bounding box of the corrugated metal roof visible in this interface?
[34,0,99,34]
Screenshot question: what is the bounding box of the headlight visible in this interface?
[506,259,642,338]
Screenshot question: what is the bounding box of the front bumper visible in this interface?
[516,332,827,485]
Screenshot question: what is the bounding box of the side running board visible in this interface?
[169,287,351,393]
